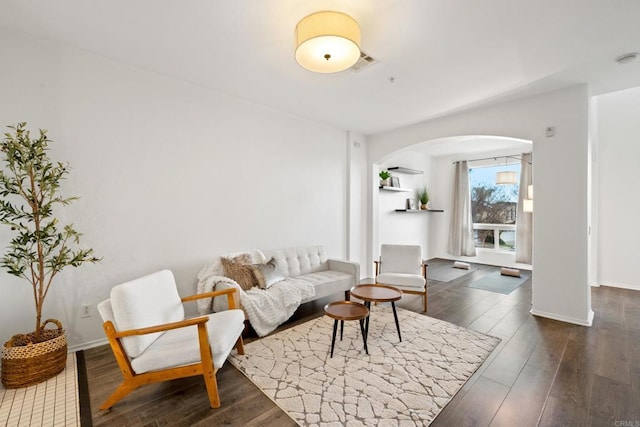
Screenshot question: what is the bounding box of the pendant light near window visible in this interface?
[294,11,361,73]
[496,170,516,184]
[496,157,517,185]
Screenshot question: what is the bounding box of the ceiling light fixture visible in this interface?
[294,11,361,73]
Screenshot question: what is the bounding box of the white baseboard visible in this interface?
[68,337,108,353]
[530,308,594,327]
[598,282,640,291]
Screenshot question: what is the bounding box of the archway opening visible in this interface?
[371,134,532,276]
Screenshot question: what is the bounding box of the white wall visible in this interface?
[594,86,640,290]
[588,96,599,287]
[374,152,434,263]
[369,86,592,326]
[347,131,368,277]
[0,29,349,349]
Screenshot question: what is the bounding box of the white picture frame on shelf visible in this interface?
[390,177,400,187]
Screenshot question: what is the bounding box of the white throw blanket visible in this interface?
[241,277,315,336]
[196,274,241,314]
[196,252,316,337]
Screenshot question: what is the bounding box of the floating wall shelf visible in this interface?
[394,209,444,213]
[379,186,412,192]
[387,167,423,175]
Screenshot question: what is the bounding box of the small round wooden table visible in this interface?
[324,301,370,358]
[349,284,403,342]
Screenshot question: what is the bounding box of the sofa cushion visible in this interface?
[376,272,426,289]
[110,270,185,358]
[264,246,328,277]
[131,309,245,373]
[299,270,351,286]
[299,270,354,301]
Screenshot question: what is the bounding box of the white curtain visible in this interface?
[448,161,476,257]
[516,152,533,264]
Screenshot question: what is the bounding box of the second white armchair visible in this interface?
[374,244,428,312]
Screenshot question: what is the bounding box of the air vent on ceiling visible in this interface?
[350,51,378,72]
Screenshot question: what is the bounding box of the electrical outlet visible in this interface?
[545,126,555,137]
[80,304,91,318]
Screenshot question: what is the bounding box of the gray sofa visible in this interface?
[196,245,359,335]
[264,246,359,301]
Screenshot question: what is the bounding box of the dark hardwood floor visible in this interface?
[82,259,640,426]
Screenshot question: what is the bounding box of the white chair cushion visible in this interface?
[380,244,423,275]
[384,284,427,294]
[376,273,426,289]
[110,270,185,358]
[130,309,245,374]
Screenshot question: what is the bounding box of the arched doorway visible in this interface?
[371,135,532,272]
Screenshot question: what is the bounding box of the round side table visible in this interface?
[324,301,370,358]
[350,284,403,342]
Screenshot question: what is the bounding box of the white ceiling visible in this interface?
[1,0,639,135]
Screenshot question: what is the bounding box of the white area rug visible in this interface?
[230,306,500,426]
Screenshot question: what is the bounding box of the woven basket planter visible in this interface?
[1,319,67,388]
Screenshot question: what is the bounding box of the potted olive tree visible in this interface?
[0,123,99,388]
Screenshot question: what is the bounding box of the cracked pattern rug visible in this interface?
[229,306,500,426]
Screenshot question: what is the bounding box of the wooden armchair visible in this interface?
[374,244,428,312]
[97,270,245,410]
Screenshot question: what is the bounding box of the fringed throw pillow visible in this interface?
[220,254,260,291]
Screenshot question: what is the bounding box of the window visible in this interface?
[469,163,520,251]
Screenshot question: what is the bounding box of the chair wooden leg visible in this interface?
[423,291,428,312]
[203,367,221,408]
[235,336,245,355]
[100,382,138,410]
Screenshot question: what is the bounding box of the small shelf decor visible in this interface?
[379,170,391,187]
[417,187,429,210]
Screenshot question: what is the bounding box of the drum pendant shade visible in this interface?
[496,170,517,185]
[295,11,361,73]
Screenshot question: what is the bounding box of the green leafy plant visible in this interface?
[379,170,392,180]
[418,187,430,205]
[0,123,100,342]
